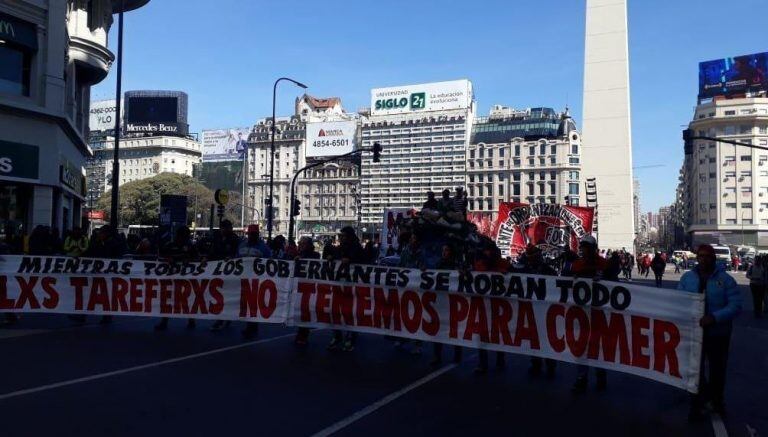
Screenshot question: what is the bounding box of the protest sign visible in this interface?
[0,255,704,392]
[288,260,704,392]
[492,202,595,260]
[0,256,292,323]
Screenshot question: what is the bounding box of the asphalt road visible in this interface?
[0,266,765,437]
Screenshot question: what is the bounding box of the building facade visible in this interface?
[360,80,474,229]
[466,106,581,223]
[245,94,359,237]
[88,135,202,198]
[0,0,149,236]
[682,97,768,247]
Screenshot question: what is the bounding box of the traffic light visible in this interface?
[373,142,382,163]
[291,197,301,217]
[216,204,225,218]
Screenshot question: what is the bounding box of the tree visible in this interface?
[95,173,241,227]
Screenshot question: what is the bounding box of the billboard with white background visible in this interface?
[305,120,357,158]
[370,79,472,116]
[89,99,119,133]
[202,128,250,162]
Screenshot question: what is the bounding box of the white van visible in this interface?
[711,245,732,269]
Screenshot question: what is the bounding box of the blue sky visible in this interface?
[93,0,768,212]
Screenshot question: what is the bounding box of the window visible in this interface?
[0,45,32,96]
[513,172,520,181]
[743,203,753,209]
[513,184,520,195]
[726,203,736,208]
[528,158,534,166]
[724,126,736,135]
[498,184,504,195]
[549,183,556,195]
[740,125,752,135]
[571,144,579,154]
[569,171,579,180]
[550,171,557,180]
[709,157,716,163]
[470,150,475,159]
[569,183,579,195]
[499,149,505,157]
[538,184,545,195]
[514,145,520,156]
[550,145,556,155]
[529,146,535,156]
[569,157,580,164]
[539,144,546,155]
[741,155,752,161]
[724,110,736,116]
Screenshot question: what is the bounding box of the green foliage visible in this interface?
[96,173,243,227]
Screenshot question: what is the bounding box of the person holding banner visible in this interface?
[570,235,609,394]
[678,244,742,419]
[327,227,367,352]
[474,244,511,373]
[431,244,463,366]
[155,226,199,331]
[240,225,272,339]
[295,236,320,346]
[522,246,558,379]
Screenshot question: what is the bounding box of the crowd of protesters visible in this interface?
[0,187,747,419]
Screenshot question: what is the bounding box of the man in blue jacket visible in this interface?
[677,244,742,419]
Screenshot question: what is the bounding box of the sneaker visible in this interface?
[342,340,355,352]
[327,338,340,351]
[571,377,587,394]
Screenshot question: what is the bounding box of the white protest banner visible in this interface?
[1,255,705,392]
[0,256,293,323]
[288,260,705,392]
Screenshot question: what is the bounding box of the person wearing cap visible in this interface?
[569,235,609,394]
[678,244,742,419]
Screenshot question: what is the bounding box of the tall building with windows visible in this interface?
[0,0,150,235]
[360,80,474,228]
[682,97,768,247]
[244,94,358,237]
[466,106,581,223]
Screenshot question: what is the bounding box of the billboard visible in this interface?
[492,202,595,261]
[699,52,768,99]
[194,160,244,192]
[370,79,472,116]
[89,100,119,133]
[305,120,357,158]
[124,91,189,136]
[202,128,250,162]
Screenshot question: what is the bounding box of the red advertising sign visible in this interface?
[87,210,106,220]
[492,202,594,260]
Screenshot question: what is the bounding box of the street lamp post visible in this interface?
[267,77,307,241]
[109,0,125,229]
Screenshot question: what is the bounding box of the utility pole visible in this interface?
[109,0,124,229]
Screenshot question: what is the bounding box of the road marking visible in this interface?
[711,413,728,437]
[0,333,294,401]
[311,363,458,437]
